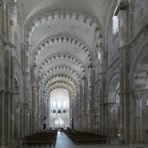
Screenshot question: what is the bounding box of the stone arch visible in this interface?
[48,84,75,96]
[44,73,78,85]
[46,77,77,88]
[47,80,76,91]
[24,9,101,44]
[38,52,86,73]
[33,34,93,63]
[42,64,81,81]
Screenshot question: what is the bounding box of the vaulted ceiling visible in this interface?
[22,0,111,96]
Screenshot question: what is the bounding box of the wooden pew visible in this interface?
[21,130,57,147]
[64,129,110,145]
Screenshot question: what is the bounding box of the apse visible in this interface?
[50,89,69,129]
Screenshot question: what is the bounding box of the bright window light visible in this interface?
[98,51,101,61]
[53,101,56,108]
[112,15,119,34]
[50,89,69,128]
[58,101,61,108]
[63,101,66,108]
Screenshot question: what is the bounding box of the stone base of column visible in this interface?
[82,113,88,132]
[88,108,96,133]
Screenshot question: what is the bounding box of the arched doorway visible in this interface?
[14,79,22,139]
[50,89,70,129]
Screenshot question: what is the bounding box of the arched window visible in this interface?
[98,51,101,61]
[53,101,56,108]
[112,15,119,34]
[63,101,66,108]
[57,101,61,108]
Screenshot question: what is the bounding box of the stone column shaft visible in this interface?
[4,45,12,146]
[118,3,131,144]
[0,90,5,146]
[88,64,95,132]
[82,77,88,131]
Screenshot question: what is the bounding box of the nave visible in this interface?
[0,0,148,148]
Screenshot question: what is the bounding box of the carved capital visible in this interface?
[6,0,18,15]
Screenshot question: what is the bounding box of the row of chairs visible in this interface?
[64,129,110,145]
[19,130,57,146]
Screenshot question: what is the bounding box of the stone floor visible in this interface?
[21,132,148,148]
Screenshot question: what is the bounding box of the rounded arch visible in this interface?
[130,40,148,89]
[38,52,86,73]
[25,9,101,44]
[44,73,78,88]
[48,84,75,95]
[45,76,77,88]
[47,80,76,90]
[42,64,81,80]
[33,34,93,63]
[47,82,75,93]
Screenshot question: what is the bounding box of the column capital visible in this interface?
[24,42,31,53]
[82,75,87,80]
[6,0,18,15]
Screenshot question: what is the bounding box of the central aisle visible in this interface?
[55,131,75,148]
[55,131,101,148]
